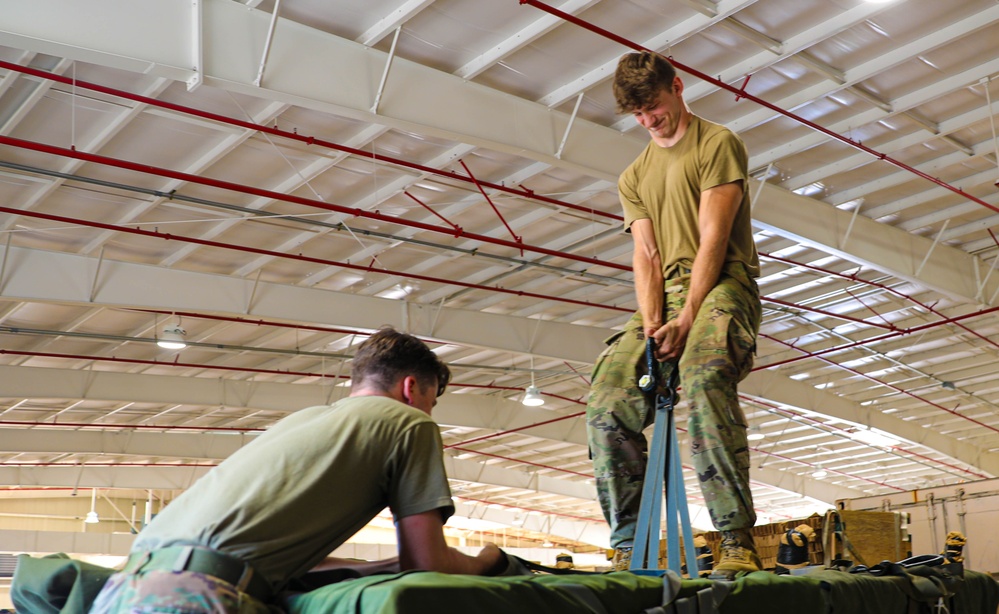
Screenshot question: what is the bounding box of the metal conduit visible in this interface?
[0,202,632,314]
[0,134,629,274]
[0,160,625,286]
[0,165,901,327]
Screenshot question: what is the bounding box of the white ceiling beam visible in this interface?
[741,369,999,476]
[784,96,999,193]
[539,0,760,108]
[454,0,602,81]
[2,1,994,304]
[752,181,999,306]
[0,347,984,490]
[749,55,999,170]
[729,3,999,136]
[680,1,895,104]
[0,529,135,556]
[0,246,610,362]
[0,0,640,183]
[0,456,594,503]
[355,0,435,47]
[751,464,861,505]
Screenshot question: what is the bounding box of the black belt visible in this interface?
[123,546,273,601]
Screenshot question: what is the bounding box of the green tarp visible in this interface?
[12,553,999,614]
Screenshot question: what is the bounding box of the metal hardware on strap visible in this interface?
[123,546,271,601]
[631,338,697,576]
[172,545,194,572]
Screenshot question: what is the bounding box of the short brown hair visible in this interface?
[613,51,677,114]
[351,327,451,397]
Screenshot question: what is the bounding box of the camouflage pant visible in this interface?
[91,568,278,613]
[586,262,762,549]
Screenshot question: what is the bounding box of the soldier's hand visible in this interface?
[653,317,691,361]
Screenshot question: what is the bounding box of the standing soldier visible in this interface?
[587,51,762,580]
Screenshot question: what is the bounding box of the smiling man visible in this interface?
[586,51,763,579]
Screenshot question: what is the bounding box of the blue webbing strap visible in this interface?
[631,338,698,577]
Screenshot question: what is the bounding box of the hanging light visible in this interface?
[746,425,765,441]
[522,385,545,407]
[521,356,545,407]
[811,466,828,479]
[85,488,100,524]
[157,324,187,350]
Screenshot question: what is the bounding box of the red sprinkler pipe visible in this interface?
[760,252,999,352]
[459,159,523,251]
[0,349,578,412]
[757,304,999,371]
[0,170,904,330]
[0,60,621,224]
[0,417,264,433]
[0,134,629,274]
[746,397,989,481]
[762,333,999,434]
[764,296,895,331]
[449,446,593,479]
[0,202,632,314]
[0,136,936,328]
[518,0,999,216]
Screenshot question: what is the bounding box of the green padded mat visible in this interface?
[12,553,999,614]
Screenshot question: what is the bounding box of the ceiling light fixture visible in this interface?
[811,466,828,479]
[84,488,100,524]
[522,385,545,407]
[157,324,187,350]
[747,425,765,441]
[521,356,545,407]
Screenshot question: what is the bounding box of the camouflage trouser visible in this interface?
[586,262,762,550]
[91,568,278,613]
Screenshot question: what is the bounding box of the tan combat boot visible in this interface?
[708,528,762,580]
[693,533,714,577]
[942,531,966,563]
[611,547,633,571]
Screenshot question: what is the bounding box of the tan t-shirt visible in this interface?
[132,397,454,590]
[619,115,759,278]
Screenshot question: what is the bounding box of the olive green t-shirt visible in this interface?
[132,397,454,590]
[619,115,759,278]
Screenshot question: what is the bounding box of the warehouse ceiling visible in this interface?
[1,0,999,548]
